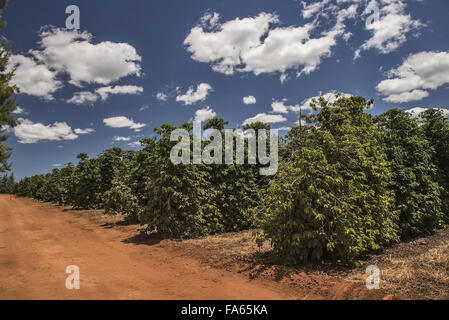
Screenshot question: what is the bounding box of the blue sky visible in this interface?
[2,0,449,179]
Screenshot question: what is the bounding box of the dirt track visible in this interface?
[0,195,379,300]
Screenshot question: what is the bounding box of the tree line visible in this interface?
[6,96,449,264]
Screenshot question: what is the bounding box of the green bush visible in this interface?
[103,180,140,223]
[136,124,221,238]
[374,109,442,239]
[420,109,449,224]
[260,97,398,264]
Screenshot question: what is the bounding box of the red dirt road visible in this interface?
[0,195,381,300]
[0,195,300,299]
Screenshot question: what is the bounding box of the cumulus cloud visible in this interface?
[74,128,95,135]
[12,106,27,115]
[301,0,331,19]
[377,51,449,103]
[95,85,143,101]
[406,107,449,118]
[7,54,62,99]
[271,99,301,114]
[113,136,131,142]
[270,92,352,115]
[156,92,168,101]
[275,126,292,131]
[31,27,142,87]
[298,91,353,111]
[8,27,142,99]
[127,141,142,148]
[243,113,287,126]
[243,96,257,105]
[66,85,143,105]
[14,119,78,144]
[176,83,212,105]
[194,106,217,122]
[103,116,146,131]
[355,0,423,58]
[67,91,99,105]
[184,9,356,80]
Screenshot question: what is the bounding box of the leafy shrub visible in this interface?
[420,109,449,224]
[136,124,221,238]
[103,180,140,223]
[260,97,398,264]
[374,109,442,239]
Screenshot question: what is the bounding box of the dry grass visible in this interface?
[175,227,449,299]
[181,230,272,258]
[348,230,449,299]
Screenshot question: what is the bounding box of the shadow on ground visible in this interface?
[121,232,163,246]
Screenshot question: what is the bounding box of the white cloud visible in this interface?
[343,32,353,42]
[406,107,449,118]
[9,27,142,100]
[184,10,355,80]
[275,126,292,131]
[194,106,217,122]
[356,0,423,58]
[67,91,99,105]
[113,136,131,142]
[271,99,301,114]
[243,113,287,126]
[301,0,331,19]
[377,51,449,103]
[299,91,353,111]
[269,92,352,115]
[12,106,27,115]
[96,85,143,101]
[14,119,78,144]
[156,92,168,101]
[127,141,142,148]
[66,85,142,105]
[295,119,308,126]
[103,116,146,131]
[74,128,95,135]
[7,54,62,99]
[243,96,257,105]
[176,83,212,105]
[31,27,142,87]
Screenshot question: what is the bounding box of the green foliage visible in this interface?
[374,109,442,239]
[137,123,224,238]
[0,0,18,172]
[0,172,13,193]
[420,109,449,224]
[260,97,398,264]
[103,180,140,223]
[10,97,449,264]
[70,153,103,209]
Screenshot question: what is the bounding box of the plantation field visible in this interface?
[0,195,388,300]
